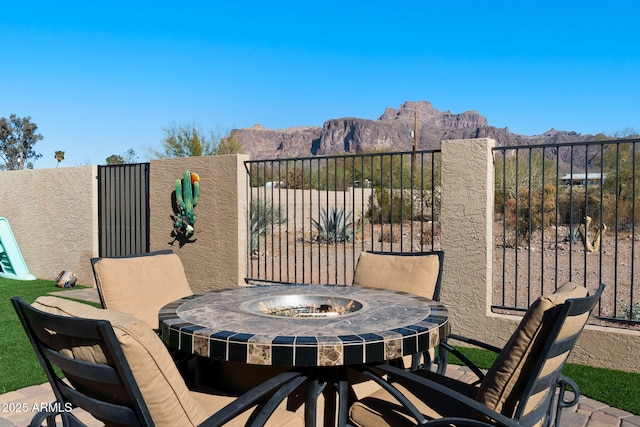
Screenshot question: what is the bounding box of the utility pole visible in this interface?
[412,110,418,187]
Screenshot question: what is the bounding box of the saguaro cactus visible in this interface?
[174,170,200,237]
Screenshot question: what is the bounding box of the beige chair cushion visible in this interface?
[349,369,479,427]
[32,296,304,427]
[33,296,209,426]
[191,391,303,426]
[93,252,193,329]
[475,282,588,416]
[352,252,440,299]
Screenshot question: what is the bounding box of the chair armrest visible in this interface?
[365,364,520,427]
[445,333,502,354]
[437,333,501,379]
[199,369,307,427]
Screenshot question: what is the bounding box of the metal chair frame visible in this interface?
[355,284,605,427]
[12,296,305,427]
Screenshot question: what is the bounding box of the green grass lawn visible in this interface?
[1,277,64,393]
[446,347,640,415]
[0,277,100,393]
[1,277,639,415]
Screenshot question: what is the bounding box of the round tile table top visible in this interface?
[159,283,449,367]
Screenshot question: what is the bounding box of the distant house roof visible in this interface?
[561,173,606,180]
[561,173,607,184]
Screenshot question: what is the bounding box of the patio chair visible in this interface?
[352,250,445,370]
[12,295,306,427]
[349,282,605,427]
[90,249,193,330]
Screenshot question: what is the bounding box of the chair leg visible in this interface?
[29,410,56,427]
[30,410,87,427]
[436,345,449,375]
[553,376,580,427]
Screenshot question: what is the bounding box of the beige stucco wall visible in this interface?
[0,166,98,285]
[148,155,248,293]
[440,138,640,373]
[2,148,638,373]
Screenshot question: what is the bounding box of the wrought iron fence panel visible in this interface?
[245,150,441,285]
[246,140,638,324]
[493,139,638,324]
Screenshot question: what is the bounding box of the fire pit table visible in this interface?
[159,283,449,426]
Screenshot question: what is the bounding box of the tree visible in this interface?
[105,149,138,165]
[148,122,243,158]
[105,154,125,165]
[0,114,43,170]
[149,122,215,158]
[54,150,65,167]
[595,129,639,199]
[494,151,557,203]
[214,132,244,155]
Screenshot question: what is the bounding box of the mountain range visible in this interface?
[231,100,598,160]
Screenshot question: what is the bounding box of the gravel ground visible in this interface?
[250,221,639,330]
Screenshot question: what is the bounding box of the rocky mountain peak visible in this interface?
[231,100,595,160]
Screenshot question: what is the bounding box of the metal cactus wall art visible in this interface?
[174,170,200,238]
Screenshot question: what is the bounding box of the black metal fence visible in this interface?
[245,140,638,324]
[244,150,441,285]
[97,163,150,257]
[493,139,638,323]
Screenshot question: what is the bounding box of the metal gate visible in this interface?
[97,163,150,257]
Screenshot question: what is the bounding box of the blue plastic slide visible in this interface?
[0,217,36,280]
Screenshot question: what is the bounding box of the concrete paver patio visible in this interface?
[1,365,638,427]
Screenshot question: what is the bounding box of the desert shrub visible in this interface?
[378,227,399,243]
[312,207,355,244]
[249,211,265,255]
[287,167,304,189]
[366,187,412,224]
[494,151,558,212]
[415,186,441,223]
[249,199,286,254]
[617,299,640,321]
[504,183,557,238]
[557,186,603,226]
[416,222,441,245]
[601,141,640,201]
[597,193,639,231]
[249,198,286,248]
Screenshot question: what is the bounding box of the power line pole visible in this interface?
[412,110,418,187]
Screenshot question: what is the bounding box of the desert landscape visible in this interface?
[249,220,639,331]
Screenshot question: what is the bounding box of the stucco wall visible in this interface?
[0,166,98,285]
[440,138,640,373]
[2,149,638,373]
[148,155,248,293]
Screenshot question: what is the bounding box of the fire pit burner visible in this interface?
[241,294,363,318]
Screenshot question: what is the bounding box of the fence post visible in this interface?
[440,138,496,338]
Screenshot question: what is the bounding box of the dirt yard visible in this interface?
[249,221,639,330]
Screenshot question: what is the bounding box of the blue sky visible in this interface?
[2,1,639,169]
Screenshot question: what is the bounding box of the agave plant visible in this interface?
[312,207,355,244]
